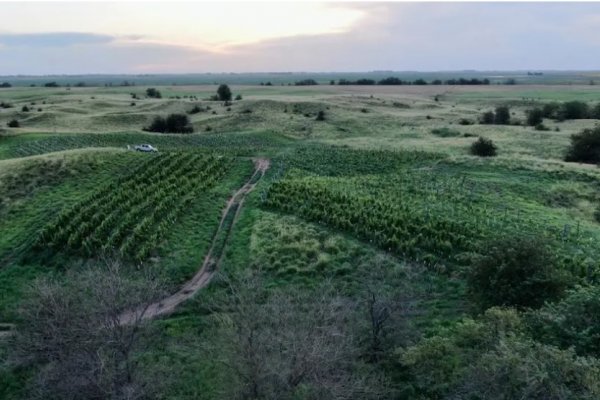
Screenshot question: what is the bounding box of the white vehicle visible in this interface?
[134,144,158,152]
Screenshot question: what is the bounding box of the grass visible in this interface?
[2,82,600,399]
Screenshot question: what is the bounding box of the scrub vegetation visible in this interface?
[2,78,600,399]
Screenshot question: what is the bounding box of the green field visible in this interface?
[2,82,600,399]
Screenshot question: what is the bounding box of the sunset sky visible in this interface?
[0,1,599,75]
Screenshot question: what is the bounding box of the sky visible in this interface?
[0,1,599,75]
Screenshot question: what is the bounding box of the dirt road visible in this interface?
[119,158,270,324]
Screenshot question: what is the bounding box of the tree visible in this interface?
[494,106,511,124]
[559,101,589,120]
[481,111,495,124]
[206,273,383,400]
[467,236,569,311]
[145,88,162,98]
[565,126,600,164]
[217,84,232,101]
[7,261,166,400]
[470,137,497,157]
[0,82,11,88]
[528,285,600,357]
[144,114,193,133]
[526,108,544,126]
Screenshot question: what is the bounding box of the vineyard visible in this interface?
[0,131,289,159]
[264,148,600,281]
[36,152,230,261]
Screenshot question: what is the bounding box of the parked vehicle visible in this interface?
[134,144,158,152]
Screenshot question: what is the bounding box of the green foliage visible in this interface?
[480,111,495,124]
[559,101,589,120]
[565,126,600,164]
[315,110,325,121]
[470,137,497,157]
[36,153,230,261]
[146,87,162,98]
[1,131,288,159]
[527,107,544,126]
[430,127,461,137]
[399,308,600,400]
[217,84,232,101]
[467,236,569,310]
[494,106,511,124]
[528,285,600,357]
[7,120,19,128]
[144,113,193,133]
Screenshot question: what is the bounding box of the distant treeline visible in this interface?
[336,77,492,85]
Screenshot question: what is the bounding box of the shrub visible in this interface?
[470,137,497,157]
[528,285,600,357]
[217,84,232,101]
[21,105,30,112]
[594,205,600,223]
[494,106,511,124]
[559,101,589,120]
[315,110,325,121]
[44,82,59,87]
[467,236,568,311]
[144,113,193,133]
[188,105,202,114]
[235,94,242,100]
[130,102,136,107]
[431,128,461,137]
[145,88,162,98]
[7,119,19,128]
[0,82,11,88]
[591,103,600,119]
[0,101,13,109]
[459,118,473,125]
[543,102,561,119]
[565,126,600,164]
[535,123,550,131]
[481,111,495,124]
[526,108,544,126]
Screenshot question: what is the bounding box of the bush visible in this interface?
[44,82,59,87]
[459,118,473,125]
[528,285,600,357]
[145,88,162,98]
[565,126,600,164]
[144,114,193,133]
[315,110,325,121]
[188,105,203,114]
[431,127,461,137]
[467,236,569,311]
[0,82,11,88]
[235,94,242,100]
[535,123,550,131]
[559,101,589,120]
[543,102,561,119]
[470,137,497,157]
[21,105,29,112]
[526,108,544,126]
[217,84,232,101]
[481,111,495,124]
[494,106,511,124]
[7,119,19,128]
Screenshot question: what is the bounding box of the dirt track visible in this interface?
[119,158,270,324]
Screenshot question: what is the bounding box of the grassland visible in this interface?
[1,81,600,399]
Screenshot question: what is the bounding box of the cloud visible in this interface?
[1,3,600,74]
[0,32,114,48]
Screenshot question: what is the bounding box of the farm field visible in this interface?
[1,81,600,399]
